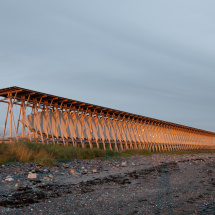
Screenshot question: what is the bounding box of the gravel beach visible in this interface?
[0,153,215,215]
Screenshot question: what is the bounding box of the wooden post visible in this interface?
[2,102,10,140]
[9,95,12,142]
[22,95,32,141]
[106,113,113,150]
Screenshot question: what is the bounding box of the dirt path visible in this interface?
[0,153,215,214]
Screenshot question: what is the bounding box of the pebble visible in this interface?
[43,177,49,180]
[5,176,14,181]
[121,162,127,167]
[81,169,88,174]
[70,169,76,174]
[28,172,37,179]
[93,169,97,173]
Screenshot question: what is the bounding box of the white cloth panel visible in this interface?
[21,111,205,144]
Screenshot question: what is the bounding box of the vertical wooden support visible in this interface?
[112,114,119,152]
[59,103,66,145]
[142,120,149,149]
[22,95,32,142]
[16,105,22,137]
[144,122,150,150]
[131,119,138,149]
[78,110,85,148]
[126,117,133,149]
[11,108,18,141]
[34,98,44,143]
[21,99,25,137]
[134,119,142,149]
[148,122,155,151]
[68,110,76,147]
[2,102,10,140]
[136,119,144,149]
[100,112,106,150]
[122,118,129,150]
[45,100,55,144]
[86,111,93,149]
[9,95,12,142]
[106,113,113,150]
[116,115,123,151]
[155,122,162,152]
[8,93,18,141]
[94,112,100,149]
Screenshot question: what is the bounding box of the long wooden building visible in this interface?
[0,86,214,151]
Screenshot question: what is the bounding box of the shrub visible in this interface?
[35,156,56,166]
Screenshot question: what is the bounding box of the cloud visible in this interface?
[0,0,214,132]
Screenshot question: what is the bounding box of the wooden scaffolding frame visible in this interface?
[0,86,214,151]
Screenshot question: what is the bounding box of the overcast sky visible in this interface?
[0,0,215,132]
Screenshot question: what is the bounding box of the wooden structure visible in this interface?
[0,86,214,151]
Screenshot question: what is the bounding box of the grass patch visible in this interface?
[0,141,118,165]
[34,156,57,166]
[0,141,214,166]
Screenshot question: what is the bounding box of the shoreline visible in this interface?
[0,153,215,214]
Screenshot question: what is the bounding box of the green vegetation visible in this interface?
[0,141,118,165]
[0,141,214,166]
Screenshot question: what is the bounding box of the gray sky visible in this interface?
[0,0,215,132]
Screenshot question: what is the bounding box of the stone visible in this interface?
[81,169,88,174]
[15,183,19,187]
[70,169,76,174]
[5,176,14,181]
[93,169,97,173]
[28,172,37,179]
[121,162,127,167]
[48,174,53,178]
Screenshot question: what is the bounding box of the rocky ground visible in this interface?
[0,153,215,215]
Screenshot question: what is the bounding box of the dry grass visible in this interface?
[0,142,52,165]
[0,141,214,166]
[0,141,116,165]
